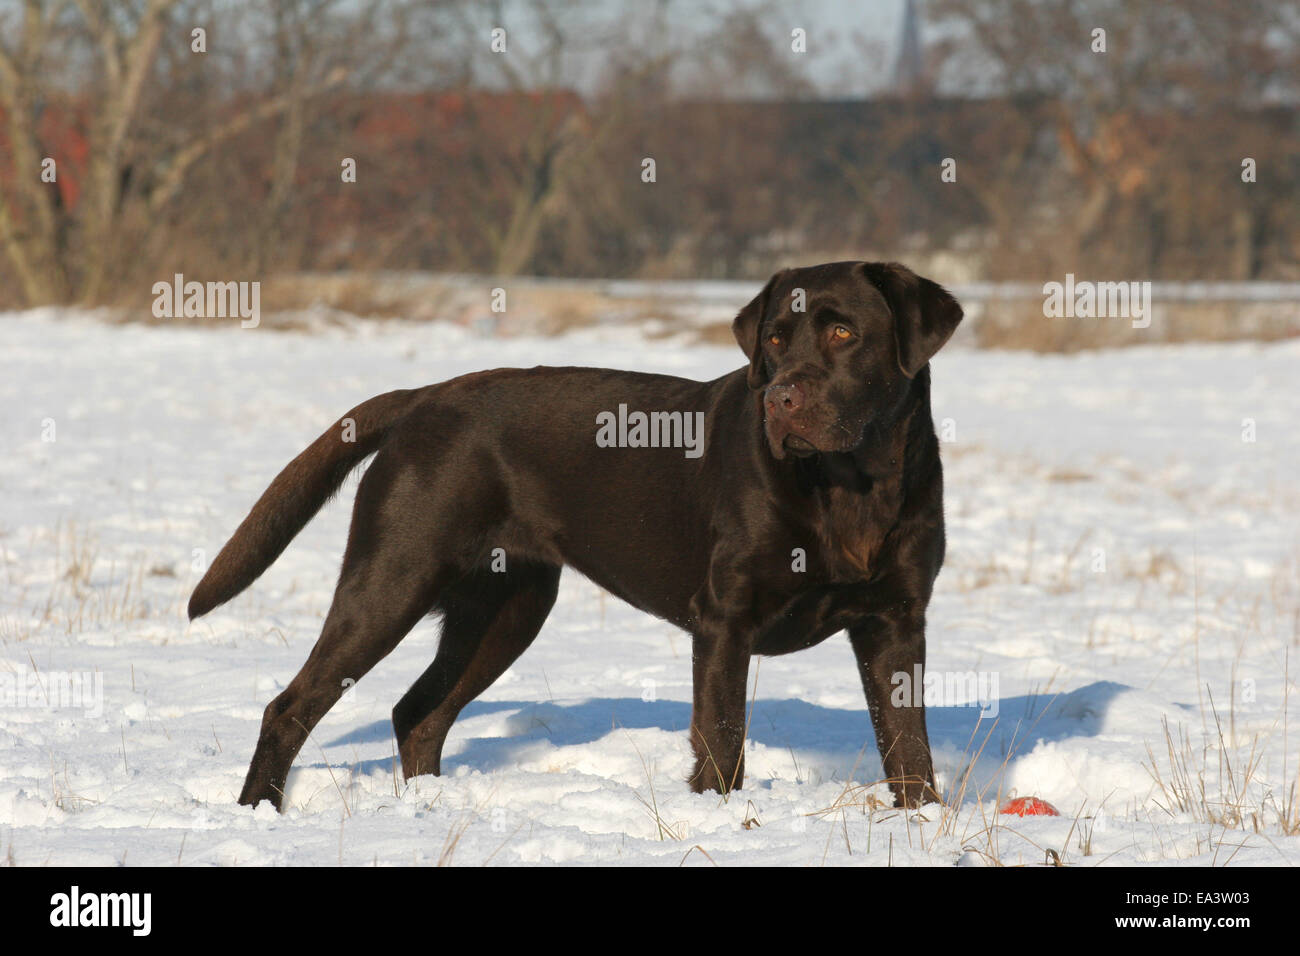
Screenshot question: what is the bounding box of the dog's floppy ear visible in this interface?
[733,269,787,390]
[861,262,963,378]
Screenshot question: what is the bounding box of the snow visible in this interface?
[1,308,1297,866]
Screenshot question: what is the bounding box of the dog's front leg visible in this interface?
[848,609,940,808]
[687,619,752,796]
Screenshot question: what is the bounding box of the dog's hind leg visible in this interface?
[237,567,444,810]
[393,561,560,781]
[237,453,450,811]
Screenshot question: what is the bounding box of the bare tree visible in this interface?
[932,0,1300,278]
[0,0,410,306]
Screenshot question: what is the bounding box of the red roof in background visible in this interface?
[352,89,587,152]
[0,99,91,211]
[0,89,586,215]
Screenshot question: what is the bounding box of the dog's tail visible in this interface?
[187,388,425,620]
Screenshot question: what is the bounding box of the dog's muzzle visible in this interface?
[763,383,819,459]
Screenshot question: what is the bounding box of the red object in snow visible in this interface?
[999,796,1060,817]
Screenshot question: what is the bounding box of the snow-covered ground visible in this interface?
[1,308,1297,866]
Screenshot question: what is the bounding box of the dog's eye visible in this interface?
[767,333,783,347]
[832,325,853,340]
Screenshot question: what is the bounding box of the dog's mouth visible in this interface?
[781,434,819,458]
[765,411,866,460]
[766,416,835,460]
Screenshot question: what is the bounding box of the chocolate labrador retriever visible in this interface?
[189,260,962,811]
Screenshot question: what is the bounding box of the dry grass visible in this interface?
[628,731,688,841]
[24,521,154,635]
[973,297,1300,352]
[799,641,1299,866]
[1145,689,1300,838]
[47,753,100,814]
[96,269,1300,352]
[801,697,1059,865]
[1139,560,1300,840]
[209,272,674,336]
[436,816,473,866]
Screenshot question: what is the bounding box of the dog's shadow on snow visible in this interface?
[318,681,1134,792]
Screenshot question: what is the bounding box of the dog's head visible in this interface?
[732,261,963,460]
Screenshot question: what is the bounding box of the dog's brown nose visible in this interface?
[764,383,804,416]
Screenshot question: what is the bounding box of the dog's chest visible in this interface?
[813,478,902,580]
